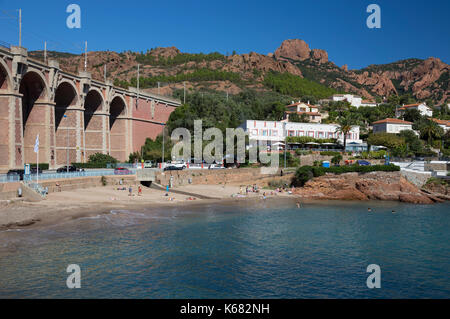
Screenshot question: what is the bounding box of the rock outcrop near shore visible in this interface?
[294,171,442,204]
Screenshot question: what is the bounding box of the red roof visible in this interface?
[286,102,318,109]
[398,103,426,110]
[286,111,321,116]
[432,118,450,127]
[372,118,413,125]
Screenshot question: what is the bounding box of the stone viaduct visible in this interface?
[0,45,181,172]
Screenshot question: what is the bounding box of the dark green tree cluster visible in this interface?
[263,72,337,99]
[166,90,291,135]
[128,134,173,163]
[115,69,242,89]
[135,52,225,66]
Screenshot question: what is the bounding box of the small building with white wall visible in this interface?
[397,103,433,117]
[372,118,413,134]
[360,99,378,107]
[285,101,322,123]
[331,94,362,108]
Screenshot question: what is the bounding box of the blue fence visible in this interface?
[0,169,136,183]
[0,175,20,183]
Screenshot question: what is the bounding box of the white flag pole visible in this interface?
[37,147,39,185]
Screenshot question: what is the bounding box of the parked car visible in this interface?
[208,163,225,169]
[114,167,131,175]
[144,160,153,168]
[56,165,78,173]
[30,167,43,174]
[170,160,187,169]
[7,169,24,180]
[163,165,184,171]
[357,160,371,166]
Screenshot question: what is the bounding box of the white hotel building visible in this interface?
[240,120,362,147]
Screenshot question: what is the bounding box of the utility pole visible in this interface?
[44,41,47,64]
[284,122,287,168]
[157,82,160,95]
[84,41,87,71]
[18,9,22,47]
[183,81,186,104]
[104,64,107,83]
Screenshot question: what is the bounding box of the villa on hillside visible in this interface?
[285,101,322,123]
[331,94,363,108]
[320,95,378,108]
[431,118,450,132]
[240,120,363,151]
[372,118,415,134]
[397,102,433,117]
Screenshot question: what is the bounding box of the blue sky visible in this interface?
[0,0,449,69]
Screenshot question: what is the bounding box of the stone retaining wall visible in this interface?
[39,175,137,194]
[156,168,291,188]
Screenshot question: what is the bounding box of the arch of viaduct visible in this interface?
[0,46,180,172]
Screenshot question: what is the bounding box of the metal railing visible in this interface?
[1,169,137,183]
[24,182,48,198]
[0,175,20,183]
[23,169,135,181]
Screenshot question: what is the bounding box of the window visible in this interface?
[297,130,304,136]
[288,130,295,137]
[251,129,258,136]
[272,130,278,137]
[308,131,314,137]
[261,129,268,136]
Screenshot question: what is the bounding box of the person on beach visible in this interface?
[128,186,132,196]
[138,185,142,196]
[296,202,301,208]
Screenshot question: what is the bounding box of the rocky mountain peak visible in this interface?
[274,39,311,61]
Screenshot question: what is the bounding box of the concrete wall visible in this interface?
[155,168,288,188]
[40,175,137,193]
[400,169,432,187]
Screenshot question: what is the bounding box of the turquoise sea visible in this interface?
[0,199,449,298]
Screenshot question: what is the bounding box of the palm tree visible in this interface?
[336,112,358,153]
[420,120,444,147]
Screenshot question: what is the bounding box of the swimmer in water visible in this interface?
[392,210,396,214]
[368,208,372,212]
[296,202,301,208]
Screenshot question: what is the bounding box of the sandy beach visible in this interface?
[0,183,294,231]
